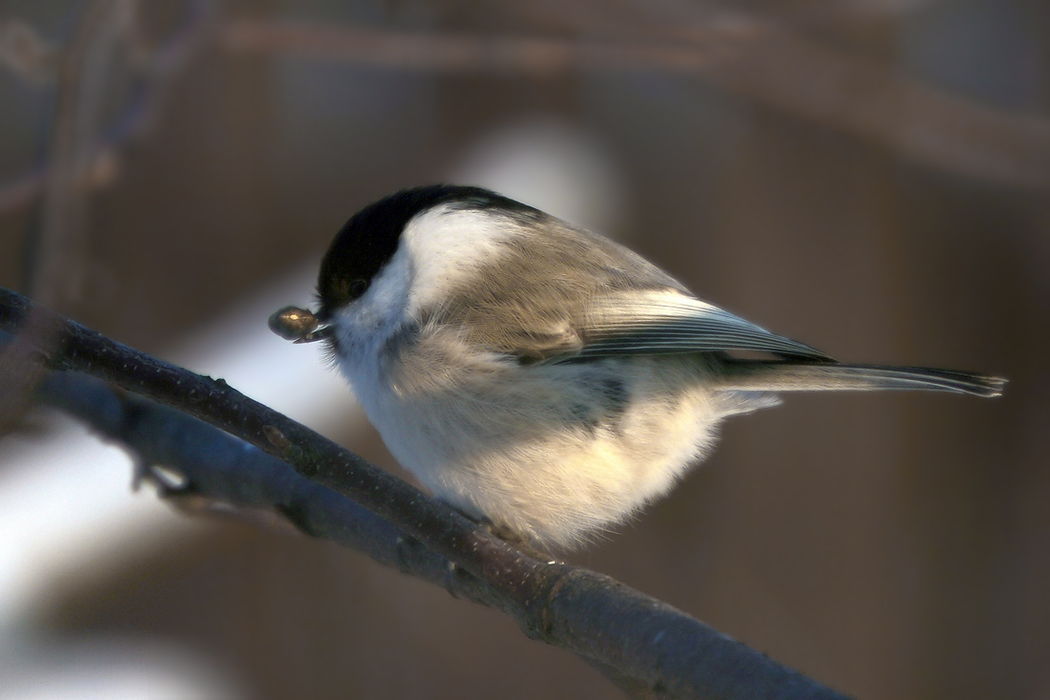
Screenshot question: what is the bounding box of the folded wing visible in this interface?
[523,289,834,364]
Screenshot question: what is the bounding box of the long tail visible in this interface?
[714,360,1006,398]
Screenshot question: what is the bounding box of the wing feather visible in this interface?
[546,290,833,363]
[422,217,832,363]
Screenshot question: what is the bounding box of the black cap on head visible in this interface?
[316,184,541,319]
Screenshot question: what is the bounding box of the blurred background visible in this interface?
[0,0,1047,698]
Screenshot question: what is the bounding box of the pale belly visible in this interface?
[349,350,770,548]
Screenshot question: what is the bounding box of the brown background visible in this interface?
[1,0,1047,698]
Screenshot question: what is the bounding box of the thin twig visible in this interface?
[0,287,851,699]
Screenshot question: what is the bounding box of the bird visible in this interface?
[269,184,1005,549]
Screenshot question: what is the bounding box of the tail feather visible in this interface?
[715,361,1006,398]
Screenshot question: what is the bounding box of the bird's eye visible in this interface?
[348,278,368,299]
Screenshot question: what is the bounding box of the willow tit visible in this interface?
[270,185,1005,549]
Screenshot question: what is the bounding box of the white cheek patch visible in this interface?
[400,205,518,313]
[329,249,413,355]
[362,250,413,326]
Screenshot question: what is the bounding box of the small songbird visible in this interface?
[270,185,1005,549]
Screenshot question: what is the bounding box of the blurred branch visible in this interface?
[31,0,131,306]
[3,2,1047,224]
[0,1,214,220]
[219,15,1050,190]
[218,17,704,75]
[540,0,1050,187]
[0,286,851,700]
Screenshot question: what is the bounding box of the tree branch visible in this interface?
[0,286,850,699]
